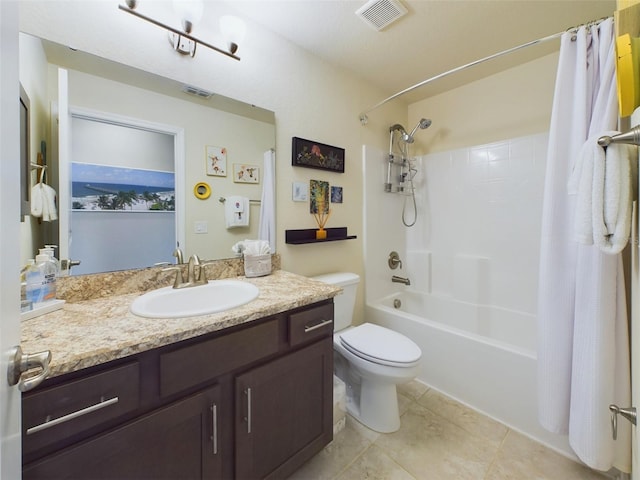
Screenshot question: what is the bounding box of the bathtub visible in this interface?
[366,291,574,457]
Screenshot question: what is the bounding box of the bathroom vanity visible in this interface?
[20,269,338,479]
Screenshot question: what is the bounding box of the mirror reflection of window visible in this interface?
[69,116,176,275]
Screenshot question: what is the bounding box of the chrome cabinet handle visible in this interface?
[7,346,52,392]
[304,319,333,333]
[26,396,119,435]
[244,388,252,434]
[211,403,218,455]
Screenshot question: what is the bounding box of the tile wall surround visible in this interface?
[363,132,548,314]
[56,254,281,303]
[407,132,548,314]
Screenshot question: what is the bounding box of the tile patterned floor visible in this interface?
[288,381,609,480]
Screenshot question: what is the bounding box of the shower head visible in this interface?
[402,118,432,143]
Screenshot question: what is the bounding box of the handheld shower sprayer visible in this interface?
[402,118,432,144]
[386,117,433,227]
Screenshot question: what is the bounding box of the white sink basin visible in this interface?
[130,280,259,318]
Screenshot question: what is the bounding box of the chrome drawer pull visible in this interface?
[304,319,333,333]
[244,388,252,434]
[26,396,119,435]
[211,404,218,455]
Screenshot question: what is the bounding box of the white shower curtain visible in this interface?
[537,18,631,472]
[258,149,276,253]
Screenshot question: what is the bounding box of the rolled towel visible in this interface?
[593,138,635,254]
[570,132,635,254]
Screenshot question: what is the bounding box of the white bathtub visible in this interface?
[366,291,574,457]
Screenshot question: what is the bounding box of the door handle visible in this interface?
[7,346,52,392]
[609,404,636,440]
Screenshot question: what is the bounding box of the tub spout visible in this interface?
[391,275,411,286]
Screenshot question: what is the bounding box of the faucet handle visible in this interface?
[196,261,217,284]
[162,266,184,289]
[388,251,403,269]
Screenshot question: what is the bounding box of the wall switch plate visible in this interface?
[194,221,208,234]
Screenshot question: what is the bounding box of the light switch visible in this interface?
[194,221,208,234]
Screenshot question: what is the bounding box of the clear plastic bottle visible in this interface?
[28,254,57,304]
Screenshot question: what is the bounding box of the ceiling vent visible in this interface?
[181,84,214,99]
[356,0,408,31]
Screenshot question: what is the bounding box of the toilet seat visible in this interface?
[339,323,421,368]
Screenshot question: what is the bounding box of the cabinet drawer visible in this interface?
[23,362,140,457]
[289,302,334,347]
[160,318,280,398]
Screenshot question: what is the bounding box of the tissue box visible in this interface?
[244,254,272,277]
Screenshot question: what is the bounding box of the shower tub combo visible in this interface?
[366,290,574,456]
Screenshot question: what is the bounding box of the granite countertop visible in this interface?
[21,270,340,378]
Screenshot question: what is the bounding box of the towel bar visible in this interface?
[597,125,640,147]
[218,196,261,204]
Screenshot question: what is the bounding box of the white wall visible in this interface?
[408,53,559,155]
[18,32,49,264]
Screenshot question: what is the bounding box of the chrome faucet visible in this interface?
[391,275,411,286]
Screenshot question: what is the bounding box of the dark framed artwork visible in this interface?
[292,137,345,173]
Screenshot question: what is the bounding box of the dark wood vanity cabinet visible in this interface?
[22,300,334,480]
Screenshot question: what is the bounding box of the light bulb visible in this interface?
[219,15,246,54]
[172,0,204,33]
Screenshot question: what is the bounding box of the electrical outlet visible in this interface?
[194,221,208,234]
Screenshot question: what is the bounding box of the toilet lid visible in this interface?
[339,323,421,367]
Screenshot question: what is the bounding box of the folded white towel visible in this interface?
[225,196,249,229]
[30,182,58,222]
[570,132,635,254]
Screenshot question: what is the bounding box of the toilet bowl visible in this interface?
[312,273,422,433]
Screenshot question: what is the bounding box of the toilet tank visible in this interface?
[311,272,360,331]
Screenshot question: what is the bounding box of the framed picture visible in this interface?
[331,186,343,203]
[292,181,308,202]
[310,179,330,214]
[292,137,345,173]
[206,145,227,176]
[233,164,260,183]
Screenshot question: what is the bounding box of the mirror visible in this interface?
[19,32,276,275]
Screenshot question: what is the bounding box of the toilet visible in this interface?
[312,272,422,433]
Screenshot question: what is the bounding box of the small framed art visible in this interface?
[292,182,308,202]
[233,164,260,183]
[206,146,227,176]
[331,186,343,203]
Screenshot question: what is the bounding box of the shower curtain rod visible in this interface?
[358,16,610,125]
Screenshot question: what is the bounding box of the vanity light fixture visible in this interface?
[118,0,243,61]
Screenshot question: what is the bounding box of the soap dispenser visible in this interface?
[28,253,57,304]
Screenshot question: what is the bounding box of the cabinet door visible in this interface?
[23,385,223,480]
[235,339,332,480]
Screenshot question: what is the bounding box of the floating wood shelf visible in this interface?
[285,227,357,245]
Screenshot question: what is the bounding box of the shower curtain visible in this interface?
[537,18,631,472]
[258,149,276,253]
